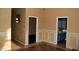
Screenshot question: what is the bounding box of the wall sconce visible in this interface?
[16,14,20,23]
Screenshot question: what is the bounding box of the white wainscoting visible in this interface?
[67,32,79,50]
[0,32,11,50]
[0,31,11,40]
[38,29,56,44]
[39,30,79,50]
[0,32,6,37]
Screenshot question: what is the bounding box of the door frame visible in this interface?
[27,16,39,44]
[56,16,69,47]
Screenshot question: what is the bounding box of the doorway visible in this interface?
[56,16,68,48]
[28,16,38,44]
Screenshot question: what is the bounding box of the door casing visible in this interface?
[56,16,69,48]
[26,16,39,45]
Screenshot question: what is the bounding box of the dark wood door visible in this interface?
[29,17,36,44]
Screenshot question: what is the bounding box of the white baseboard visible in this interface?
[13,39,26,46]
[39,29,56,44]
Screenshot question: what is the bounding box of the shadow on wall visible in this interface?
[0,28,11,50]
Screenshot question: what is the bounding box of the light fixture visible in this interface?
[16,14,20,23]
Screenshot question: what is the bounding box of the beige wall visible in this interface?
[44,8,79,33]
[12,8,26,44]
[0,8,11,50]
[26,8,45,29]
[0,9,11,32]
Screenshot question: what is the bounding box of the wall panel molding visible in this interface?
[39,30,79,50]
[0,32,6,37]
[39,29,56,44]
[67,32,79,50]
